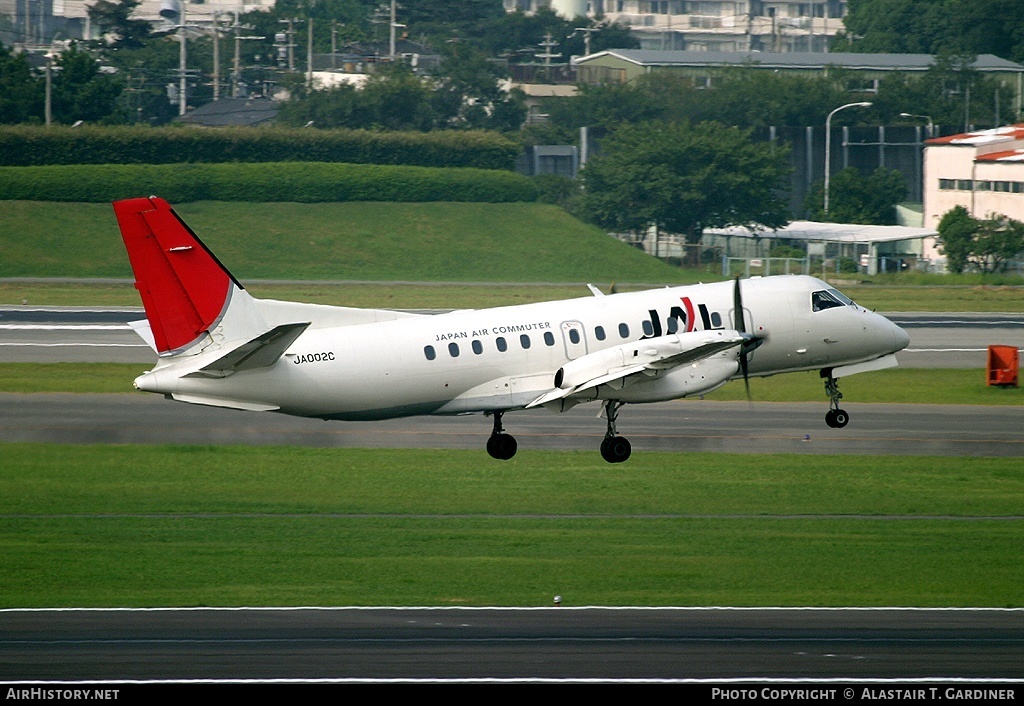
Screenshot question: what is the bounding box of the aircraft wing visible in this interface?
[526,330,749,408]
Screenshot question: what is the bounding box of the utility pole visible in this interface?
[307,17,313,89]
[178,1,187,116]
[212,13,221,101]
[389,0,396,59]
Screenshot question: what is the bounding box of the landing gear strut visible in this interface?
[486,411,517,460]
[822,372,850,428]
[600,400,631,463]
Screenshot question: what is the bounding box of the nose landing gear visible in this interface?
[486,411,517,460]
[822,372,850,428]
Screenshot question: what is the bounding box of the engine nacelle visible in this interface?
[554,330,744,390]
[608,355,739,403]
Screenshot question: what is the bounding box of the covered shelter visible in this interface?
[703,221,940,275]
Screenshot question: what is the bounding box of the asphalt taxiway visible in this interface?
[2,607,1022,681]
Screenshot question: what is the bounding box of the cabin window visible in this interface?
[710,312,722,328]
[448,342,460,357]
[667,316,679,334]
[472,340,483,355]
[618,323,630,338]
[568,328,581,344]
[424,345,436,361]
[642,320,655,336]
[544,331,555,346]
[496,337,508,352]
[595,325,606,341]
[520,334,531,349]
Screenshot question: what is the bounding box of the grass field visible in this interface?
[0,444,1021,607]
[2,364,1019,405]
[0,200,697,283]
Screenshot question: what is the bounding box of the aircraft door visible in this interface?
[560,321,588,360]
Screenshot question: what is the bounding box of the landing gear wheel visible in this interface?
[821,372,850,429]
[486,433,517,460]
[600,400,631,463]
[600,435,631,463]
[486,411,517,460]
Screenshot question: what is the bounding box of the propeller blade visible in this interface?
[734,277,752,402]
[733,276,746,334]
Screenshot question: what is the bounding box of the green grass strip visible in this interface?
[3,445,1022,517]
[0,445,1021,607]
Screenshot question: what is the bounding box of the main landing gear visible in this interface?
[600,400,631,464]
[822,371,850,428]
[485,403,633,463]
[486,411,517,460]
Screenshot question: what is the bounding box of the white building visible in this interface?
[924,125,1024,230]
[504,1,847,53]
[2,0,276,44]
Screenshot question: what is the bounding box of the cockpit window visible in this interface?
[812,289,854,312]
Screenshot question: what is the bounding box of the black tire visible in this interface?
[832,409,850,428]
[487,433,517,460]
[825,409,837,428]
[600,436,632,463]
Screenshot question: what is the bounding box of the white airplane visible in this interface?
[115,196,911,463]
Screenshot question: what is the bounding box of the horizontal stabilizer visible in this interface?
[185,322,310,378]
[127,319,157,353]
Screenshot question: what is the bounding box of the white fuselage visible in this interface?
[136,275,908,421]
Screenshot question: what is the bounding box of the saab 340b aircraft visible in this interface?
[114,196,910,463]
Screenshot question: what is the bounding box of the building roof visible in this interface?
[705,221,937,245]
[575,49,1024,73]
[977,149,1024,162]
[926,124,1024,147]
[176,98,279,128]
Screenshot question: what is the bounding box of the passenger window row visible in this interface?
[424,321,640,361]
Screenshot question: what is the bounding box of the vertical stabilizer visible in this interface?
[113,197,242,354]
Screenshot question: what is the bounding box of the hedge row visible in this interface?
[0,125,522,171]
[0,162,539,203]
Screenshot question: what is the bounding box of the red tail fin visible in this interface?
[113,197,240,354]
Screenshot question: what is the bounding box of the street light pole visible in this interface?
[900,112,934,138]
[824,101,872,215]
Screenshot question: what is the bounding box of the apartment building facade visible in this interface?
[504,0,847,53]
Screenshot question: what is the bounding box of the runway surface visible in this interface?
[2,607,1022,681]
[3,393,1024,456]
[3,308,1023,684]
[2,308,1022,368]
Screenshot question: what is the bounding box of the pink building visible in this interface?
[924,125,1024,230]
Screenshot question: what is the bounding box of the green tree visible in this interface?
[431,43,524,131]
[837,0,1024,64]
[936,205,977,274]
[937,207,1024,274]
[87,0,153,50]
[974,214,1024,274]
[0,43,44,123]
[581,121,790,247]
[51,45,125,124]
[805,167,907,224]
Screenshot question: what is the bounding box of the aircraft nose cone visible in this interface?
[892,322,911,352]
